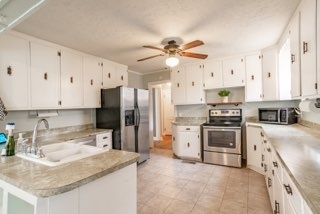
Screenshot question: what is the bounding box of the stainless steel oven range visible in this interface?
[202,109,242,168]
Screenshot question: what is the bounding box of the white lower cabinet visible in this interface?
[246,123,314,214]
[0,163,136,214]
[246,125,264,174]
[172,125,201,161]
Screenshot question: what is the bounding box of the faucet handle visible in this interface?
[37,147,45,158]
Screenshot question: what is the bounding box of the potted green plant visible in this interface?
[218,89,231,103]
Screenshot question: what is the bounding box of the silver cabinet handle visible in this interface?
[303,41,308,54]
[284,184,293,195]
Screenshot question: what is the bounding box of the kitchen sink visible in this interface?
[16,142,108,166]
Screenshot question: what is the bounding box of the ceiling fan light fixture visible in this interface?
[165,56,179,67]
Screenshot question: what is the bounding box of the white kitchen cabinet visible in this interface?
[245,53,262,102]
[60,49,83,108]
[273,168,285,214]
[102,60,128,89]
[171,65,186,104]
[300,0,317,97]
[290,12,301,98]
[203,60,223,89]
[172,125,201,161]
[262,48,279,100]
[222,56,245,87]
[0,34,29,110]
[116,63,128,87]
[246,125,264,174]
[185,63,205,104]
[102,59,117,88]
[30,41,60,109]
[83,55,103,108]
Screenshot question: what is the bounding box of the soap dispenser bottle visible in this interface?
[5,123,15,156]
[17,133,27,153]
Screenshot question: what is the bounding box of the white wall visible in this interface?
[0,109,95,133]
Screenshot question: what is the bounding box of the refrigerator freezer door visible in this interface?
[136,89,150,163]
[121,87,135,152]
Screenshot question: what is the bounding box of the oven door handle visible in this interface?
[203,126,241,130]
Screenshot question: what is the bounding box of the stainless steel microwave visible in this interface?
[258,108,297,124]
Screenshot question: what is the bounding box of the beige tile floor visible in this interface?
[137,148,272,214]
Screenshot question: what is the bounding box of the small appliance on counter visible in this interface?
[258,108,297,125]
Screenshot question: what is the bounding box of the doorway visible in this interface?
[148,81,174,150]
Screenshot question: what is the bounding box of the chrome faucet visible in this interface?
[31,119,49,157]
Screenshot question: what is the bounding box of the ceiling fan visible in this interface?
[137,40,208,67]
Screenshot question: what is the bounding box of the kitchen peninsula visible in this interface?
[0,132,139,214]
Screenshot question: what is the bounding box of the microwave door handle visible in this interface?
[278,109,281,123]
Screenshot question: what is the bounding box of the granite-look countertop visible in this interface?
[0,128,139,198]
[246,121,320,213]
[172,117,207,126]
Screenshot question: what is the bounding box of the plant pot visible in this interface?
[221,96,229,103]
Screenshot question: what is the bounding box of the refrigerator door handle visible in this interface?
[137,107,141,126]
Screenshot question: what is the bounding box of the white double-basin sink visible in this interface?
[16,142,108,167]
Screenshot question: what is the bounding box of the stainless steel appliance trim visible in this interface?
[203,127,241,154]
[203,151,241,168]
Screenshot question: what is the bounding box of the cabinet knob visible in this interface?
[268,72,271,78]
[231,69,234,75]
[211,72,214,77]
[108,73,111,78]
[192,81,194,86]
[177,83,179,87]
[121,75,124,81]
[90,79,93,85]
[268,177,272,187]
[272,161,278,168]
[7,66,12,75]
[274,200,280,214]
[254,145,256,151]
[44,72,48,80]
[187,142,190,147]
[284,184,293,195]
[291,54,295,64]
[251,75,254,80]
[70,76,73,83]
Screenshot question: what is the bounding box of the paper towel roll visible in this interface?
[299,100,312,112]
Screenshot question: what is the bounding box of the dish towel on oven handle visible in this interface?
[0,97,8,121]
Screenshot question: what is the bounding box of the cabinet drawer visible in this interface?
[271,152,282,179]
[282,169,303,214]
[96,132,112,149]
[177,126,200,132]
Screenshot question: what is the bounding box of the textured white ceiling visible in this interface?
[13,0,301,74]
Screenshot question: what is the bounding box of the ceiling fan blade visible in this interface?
[181,40,204,51]
[143,45,166,52]
[181,52,208,59]
[137,54,164,62]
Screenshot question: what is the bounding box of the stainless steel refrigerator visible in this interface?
[96,86,149,163]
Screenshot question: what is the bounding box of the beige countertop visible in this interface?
[0,128,139,198]
[246,122,320,213]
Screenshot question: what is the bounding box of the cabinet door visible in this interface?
[30,42,60,109]
[290,12,301,98]
[262,48,279,100]
[102,60,117,88]
[245,54,262,102]
[246,125,263,174]
[60,50,83,108]
[300,0,317,96]
[116,64,128,87]
[185,63,205,104]
[171,65,186,104]
[180,131,200,160]
[172,124,178,155]
[223,57,245,87]
[273,173,284,214]
[203,60,223,89]
[83,55,102,108]
[0,34,29,110]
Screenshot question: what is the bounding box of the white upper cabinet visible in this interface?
[222,56,245,87]
[290,12,301,98]
[300,0,317,97]
[185,63,205,104]
[245,53,262,102]
[83,55,103,108]
[60,49,83,108]
[102,60,128,88]
[0,34,29,110]
[203,60,223,89]
[30,41,60,109]
[262,48,279,101]
[116,64,128,87]
[171,65,186,104]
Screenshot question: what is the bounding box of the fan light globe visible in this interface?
[165,56,179,67]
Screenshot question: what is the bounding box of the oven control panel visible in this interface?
[209,109,241,117]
